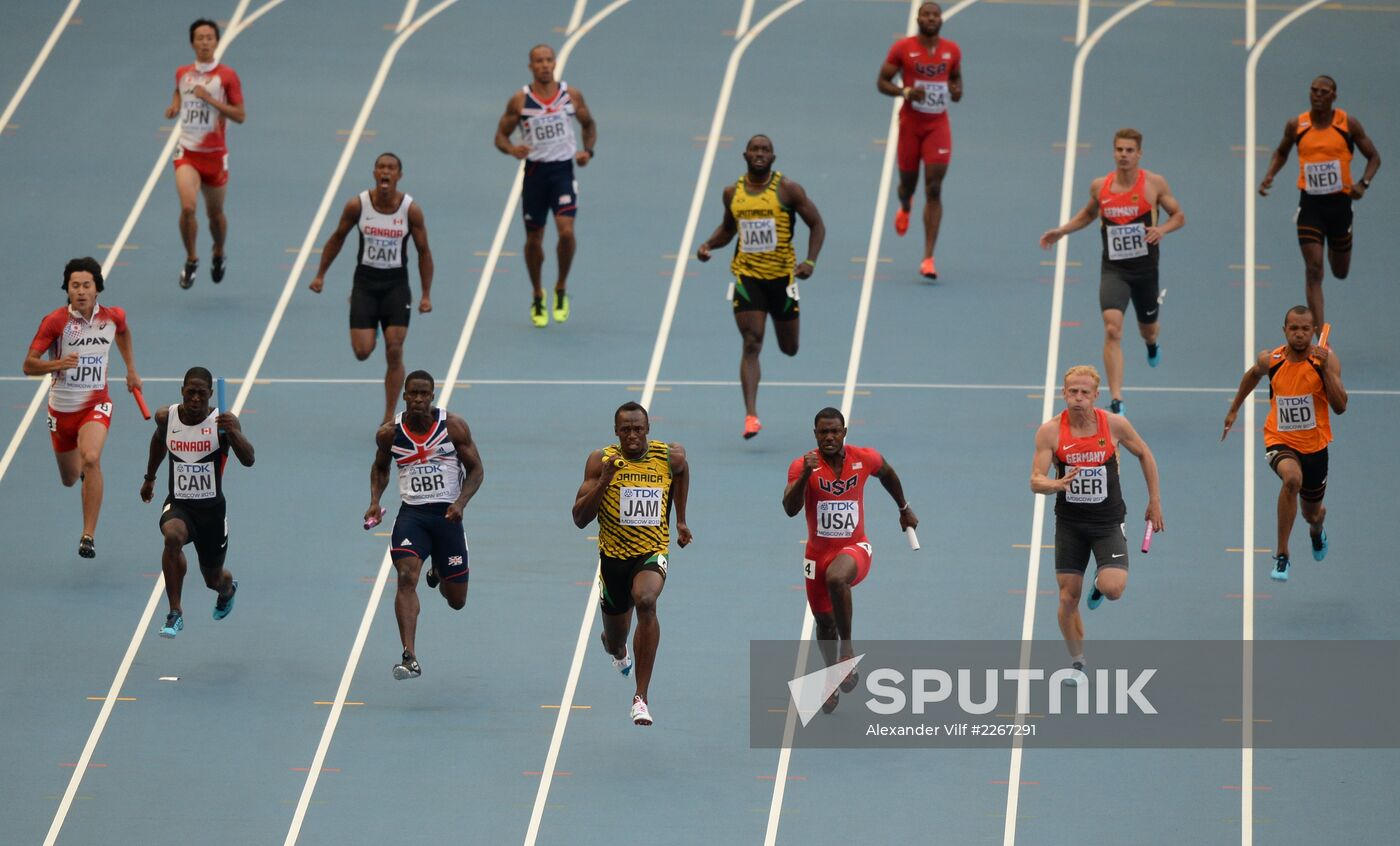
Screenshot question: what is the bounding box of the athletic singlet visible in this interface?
[729,172,796,280]
[393,408,464,506]
[29,304,127,413]
[174,62,242,154]
[1264,345,1333,453]
[791,445,884,559]
[1099,169,1157,267]
[166,404,227,504]
[355,191,412,286]
[1053,408,1125,524]
[597,440,672,558]
[1296,109,1354,195]
[885,36,962,120]
[520,82,577,163]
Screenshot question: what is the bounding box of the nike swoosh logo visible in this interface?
[908,52,920,57]
[1111,553,1125,558]
[1145,309,1158,317]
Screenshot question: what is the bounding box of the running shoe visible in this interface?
[1086,580,1104,610]
[894,207,910,237]
[1065,660,1087,687]
[839,665,860,694]
[179,260,197,289]
[743,415,762,440]
[78,534,95,559]
[552,290,570,323]
[1270,554,1291,582]
[211,254,226,283]
[530,297,547,328]
[1110,398,1125,415]
[1146,342,1160,368]
[821,690,840,714]
[160,610,184,639]
[631,694,653,726]
[601,632,633,676]
[213,579,238,620]
[425,566,439,589]
[1311,528,1328,562]
[392,650,422,680]
[920,256,938,280]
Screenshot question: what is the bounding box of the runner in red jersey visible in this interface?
[22,258,143,559]
[165,19,245,289]
[878,2,962,279]
[783,407,917,713]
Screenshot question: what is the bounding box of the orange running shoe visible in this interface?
[894,207,910,236]
[920,257,938,279]
[743,415,762,439]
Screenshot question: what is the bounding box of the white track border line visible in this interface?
[35,6,273,839]
[1240,4,1327,842]
[395,0,419,33]
[1001,2,1155,844]
[0,0,81,140]
[524,3,806,844]
[761,2,978,843]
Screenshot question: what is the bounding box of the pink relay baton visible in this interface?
[364,507,386,530]
[1141,520,1154,554]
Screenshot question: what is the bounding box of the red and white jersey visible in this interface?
[886,36,961,120]
[790,445,885,558]
[520,82,577,163]
[29,304,128,412]
[175,62,242,154]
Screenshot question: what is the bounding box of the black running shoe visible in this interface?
[392,650,422,680]
[78,534,95,559]
[211,254,226,283]
[179,260,197,289]
[425,567,439,589]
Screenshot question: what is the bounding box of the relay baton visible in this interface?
[133,386,151,420]
[905,527,921,551]
[364,507,386,530]
[1141,520,1154,554]
[216,377,226,433]
[1318,323,1331,348]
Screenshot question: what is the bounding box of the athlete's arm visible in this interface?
[782,453,818,517]
[494,92,530,159]
[1312,346,1348,414]
[668,443,692,547]
[366,423,395,523]
[571,87,596,167]
[1030,420,1077,494]
[309,197,360,293]
[165,87,180,120]
[878,59,921,101]
[1145,174,1185,244]
[1259,117,1299,196]
[219,412,255,467]
[23,323,77,375]
[1039,180,1101,249]
[408,202,434,313]
[874,459,918,531]
[948,60,962,103]
[140,406,170,504]
[1221,349,1271,440]
[193,83,245,124]
[572,449,619,528]
[780,179,825,279]
[696,185,739,262]
[1110,415,1164,532]
[114,323,142,394]
[1348,115,1381,200]
[445,415,484,522]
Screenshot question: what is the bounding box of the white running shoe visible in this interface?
[1064,660,1088,687]
[630,695,652,726]
[601,632,633,676]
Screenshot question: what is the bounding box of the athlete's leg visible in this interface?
[524,227,546,300]
[381,325,407,426]
[1092,565,1127,601]
[1137,319,1159,346]
[393,555,424,657]
[350,328,377,362]
[1300,241,1326,330]
[439,577,468,610]
[175,165,202,263]
[1272,456,1303,559]
[896,170,918,214]
[773,314,799,357]
[824,553,858,658]
[1327,243,1351,280]
[76,421,107,537]
[1101,308,1126,403]
[812,611,839,667]
[202,183,228,259]
[601,608,632,660]
[554,215,575,293]
[629,569,664,702]
[55,448,82,487]
[922,163,948,259]
[160,517,191,613]
[1056,572,1085,658]
[735,310,767,417]
[1302,499,1326,543]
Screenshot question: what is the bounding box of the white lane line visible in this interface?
[763,2,978,844]
[395,0,418,32]
[565,0,588,34]
[0,0,81,139]
[735,0,756,38]
[1002,1,1156,844]
[525,3,808,845]
[1075,0,1088,45]
[36,5,261,838]
[1241,5,1328,843]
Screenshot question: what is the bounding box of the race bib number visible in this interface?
[1303,160,1343,195]
[619,486,663,526]
[65,354,108,391]
[785,281,800,301]
[527,112,569,144]
[405,463,448,495]
[1275,394,1317,431]
[174,461,217,500]
[912,80,948,114]
[803,558,816,580]
[738,217,778,253]
[1065,465,1108,504]
[362,233,403,269]
[94,402,112,418]
[182,94,215,135]
[817,500,859,538]
[47,413,56,432]
[1106,223,1149,261]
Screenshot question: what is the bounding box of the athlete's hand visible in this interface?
[601,454,624,482]
[164,104,179,120]
[1221,409,1238,441]
[1057,465,1080,490]
[898,507,918,532]
[419,295,432,314]
[802,450,821,475]
[795,260,815,280]
[574,150,591,167]
[1145,500,1165,533]
[140,477,155,503]
[445,503,464,522]
[309,276,324,294]
[1145,226,1166,245]
[1258,176,1273,197]
[1309,344,1330,366]
[126,371,143,394]
[192,85,213,103]
[56,351,80,371]
[676,522,693,547]
[904,86,926,104]
[510,144,531,160]
[1038,228,1063,250]
[696,243,712,262]
[1349,183,1367,200]
[216,412,241,434]
[364,503,384,525]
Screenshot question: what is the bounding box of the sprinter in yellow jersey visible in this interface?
[1223,306,1347,583]
[698,135,825,439]
[1259,75,1381,331]
[573,402,691,725]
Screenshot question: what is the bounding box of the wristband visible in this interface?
[585,147,595,157]
[801,258,816,267]
[1359,178,1371,189]
[144,474,156,482]
[902,86,912,99]
[899,502,912,512]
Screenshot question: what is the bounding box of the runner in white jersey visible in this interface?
[165,19,245,289]
[494,44,597,327]
[366,371,484,680]
[24,258,143,558]
[311,153,435,425]
[140,367,255,638]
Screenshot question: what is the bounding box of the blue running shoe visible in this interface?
[160,610,184,638]
[1270,554,1291,582]
[1110,398,1125,415]
[213,580,237,620]
[1086,581,1104,610]
[1147,343,1160,368]
[1311,529,1328,562]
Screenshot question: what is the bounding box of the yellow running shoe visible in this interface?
[553,290,570,323]
[530,297,547,328]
